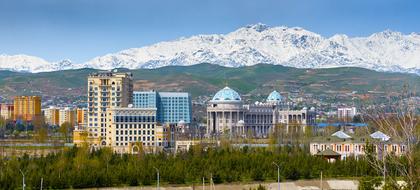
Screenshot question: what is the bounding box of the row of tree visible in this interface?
[0,145,381,190]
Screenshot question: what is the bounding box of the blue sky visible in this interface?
[1,0,419,63]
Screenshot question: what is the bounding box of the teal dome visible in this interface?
[212,87,241,102]
[267,90,283,102]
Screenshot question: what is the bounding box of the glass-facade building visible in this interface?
[133,91,192,124]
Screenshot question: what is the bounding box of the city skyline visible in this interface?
[1,0,420,63]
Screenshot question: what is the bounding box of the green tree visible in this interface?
[59,122,72,143]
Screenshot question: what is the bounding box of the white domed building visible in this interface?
[207,87,246,137]
[207,87,316,138]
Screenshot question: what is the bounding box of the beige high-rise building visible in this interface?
[13,96,41,121]
[87,71,133,146]
[44,106,60,126]
[59,107,77,126]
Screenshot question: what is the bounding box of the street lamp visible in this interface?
[153,167,160,190]
[19,169,26,190]
[272,162,280,190]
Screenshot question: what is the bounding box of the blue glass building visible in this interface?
[133,91,192,124]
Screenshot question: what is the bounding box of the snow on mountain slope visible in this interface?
[86,24,419,74]
[0,54,81,73]
[1,24,419,74]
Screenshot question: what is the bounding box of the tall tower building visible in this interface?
[13,96,41,122]
[87,71,133,146]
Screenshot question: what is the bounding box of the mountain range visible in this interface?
[1,23,419,75]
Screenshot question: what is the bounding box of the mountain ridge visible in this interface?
[1,23,419,75]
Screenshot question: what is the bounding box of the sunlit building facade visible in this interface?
[207,87,316,138]
[87,71,133,146]
[13,96,41,122]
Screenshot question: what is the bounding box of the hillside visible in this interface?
[0,63,418,102]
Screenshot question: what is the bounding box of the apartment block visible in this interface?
[13,96,41,121]
[87,71,133,146]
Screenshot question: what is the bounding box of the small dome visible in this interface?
[266,90,283,102]
[178,120,186,126]
[211,87,242,102]
[237,120,245,126]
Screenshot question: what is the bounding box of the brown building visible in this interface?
[13,96,41,121]
[76,108,88,127]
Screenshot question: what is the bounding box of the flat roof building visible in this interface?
[133,91,192,124]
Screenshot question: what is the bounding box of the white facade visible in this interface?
[337,107,357,120]
[207,87,316,138]
[59,107,76,126]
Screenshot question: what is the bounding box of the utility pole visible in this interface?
[320,171,323,190]
[41,177,43,190]
[272,162,280,190]
[154,167,160,190]
[19,169,25,190]
[202,177,205,190]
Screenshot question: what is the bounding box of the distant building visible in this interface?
[13,96,41,121]
[133,91,192,124]
[59,107,77,126]
[87,71,133,146]
[207,87,316,138]
[337,107,357,121]
[310,131,406,161]
[0,103,14,120]
[105,107,159,153]
[76,108,88,127]
[44,106,60,126]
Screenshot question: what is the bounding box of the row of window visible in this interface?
[116,130,154,135]
[115,136,154,142]
[115,116,156,122]
[116,124,154,129]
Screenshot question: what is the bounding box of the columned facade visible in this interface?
[206,87,316,138]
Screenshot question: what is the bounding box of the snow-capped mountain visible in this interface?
[85,24,420,75]
[0,54,81,73]
[1,24,420,74]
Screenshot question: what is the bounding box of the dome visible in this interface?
[211,87,241,102]
[266,90,283,102]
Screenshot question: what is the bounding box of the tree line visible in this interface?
[0,145,380,190]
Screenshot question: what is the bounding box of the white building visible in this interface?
[59,107,77,126]
[207,87,316,138]
[310,131,406,160]
[337,107,357,120]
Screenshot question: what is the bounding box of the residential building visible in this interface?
[87,71,133,146]
[59,107,77,126]
[76,108,88,127]
[13,96,41,121]
[106,107,158,153]
[0,104,14,120]
[133,91,192,124]
[206,87,316,138]
[44,106,60,126]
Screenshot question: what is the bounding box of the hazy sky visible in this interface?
[1,0,419,63]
